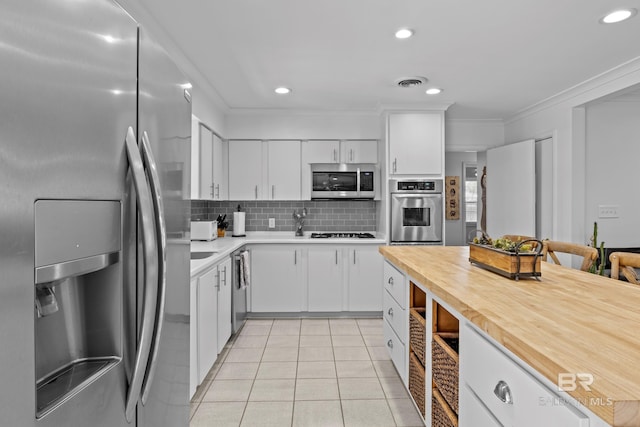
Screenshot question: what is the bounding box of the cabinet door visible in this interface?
[189,277,198,397]
[268,140,301,200]
[389,112,443,175]
[198,124,214,199]
[301,140,340,199]
[347,246,383,311]
[228,140,263,200]
[217,257,232,353]
[212,133,227,200]
[250,246,302,312]
[342,140,378,164]
[197,267,218,383]
[308,248,343,311]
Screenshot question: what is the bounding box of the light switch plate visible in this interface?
[598,205,619,218]
[268,218,276,228]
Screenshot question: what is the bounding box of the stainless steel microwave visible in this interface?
[310,163,379,199]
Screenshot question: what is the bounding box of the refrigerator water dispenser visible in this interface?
[34,200,122,418]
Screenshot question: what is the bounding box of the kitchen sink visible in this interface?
[190,251,217,260]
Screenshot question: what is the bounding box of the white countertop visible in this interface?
[190,231,386,277]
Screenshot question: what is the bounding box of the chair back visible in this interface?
[609,252,640,285]
[541,240,598,272]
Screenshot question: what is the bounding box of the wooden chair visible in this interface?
[609,252,640,285]
[541,240,598,272]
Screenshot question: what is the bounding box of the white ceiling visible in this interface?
[137,0,640,120]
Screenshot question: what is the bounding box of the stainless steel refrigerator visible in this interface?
[0,1,191,426]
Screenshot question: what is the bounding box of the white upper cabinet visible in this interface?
[267,140,301,200]
[228,140,263,200]
[191,116,227,200]
[341,140,378,164]
[388,112,444,176]
[303,140,341,164]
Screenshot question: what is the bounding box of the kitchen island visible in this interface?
[379,245,640,427]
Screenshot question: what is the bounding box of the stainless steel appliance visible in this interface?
[231,249,249,333]
[191,221,218,241]
[1,1,191,426]
[311,163,379,199]
[390,179,443,244]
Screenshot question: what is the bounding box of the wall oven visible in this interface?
[311,163,378,199]
[390,179,443,244]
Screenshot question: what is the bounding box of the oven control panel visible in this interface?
[392,179,442,193]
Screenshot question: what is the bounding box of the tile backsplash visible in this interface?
[191,200,377,232]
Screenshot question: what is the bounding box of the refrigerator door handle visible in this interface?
[140,131,168,405]
[124,127,159,422]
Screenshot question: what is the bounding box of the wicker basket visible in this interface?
[409,307,427,365]
[408,351,425,417]
[432,386,458,427]
[432,332,459,414]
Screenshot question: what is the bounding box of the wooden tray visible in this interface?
[469,242,542,280]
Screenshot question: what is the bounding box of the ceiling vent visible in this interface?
[395,76,428,88]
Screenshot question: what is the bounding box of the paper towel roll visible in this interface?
[232,212,246,237]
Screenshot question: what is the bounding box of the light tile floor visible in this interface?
[190,318,424,427]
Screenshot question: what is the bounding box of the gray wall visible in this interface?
[191,200,377,233]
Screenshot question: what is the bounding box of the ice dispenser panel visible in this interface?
[34,200,122,418]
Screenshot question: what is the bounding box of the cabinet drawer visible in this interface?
[384,261,405,309]
[462,324,589,427]
[383,318,406,383]
[459,384,501,427]
[383,290,406,344]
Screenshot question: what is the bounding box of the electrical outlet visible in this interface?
[268,217,276,228]
[598,205,619,218]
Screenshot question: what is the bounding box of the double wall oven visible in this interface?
[390,179,443,244]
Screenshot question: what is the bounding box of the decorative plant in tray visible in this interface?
[469,233,543,281]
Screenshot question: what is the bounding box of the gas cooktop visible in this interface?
[309,232,376,239]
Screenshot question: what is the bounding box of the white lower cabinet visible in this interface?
[250,245,302,312]
[383,318,406,383]
[460,385,502,427]
[461,323,590,427]
[347,246,383,311]
[189,277,198,399]
[196,266,218,384]
[382,260,407,383]
[216,257,232,353]
[308,247,343,311]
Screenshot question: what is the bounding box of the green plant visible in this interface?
[588,221,606,275]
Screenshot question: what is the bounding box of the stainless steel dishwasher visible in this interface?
[231,248,248,334]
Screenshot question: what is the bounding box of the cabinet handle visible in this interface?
[215,271,220,291]
[222,266,227,286]
[210,183,214,198]
[294,251,297,265]
[353,250,356,265]
[393,158,397,173]
[333,148,337,162]
[388,277,394,285]
[387,339,393,349]
[255,185,258,199]
[272,185,275,199]
[387,307,393,317]
[493,380,514,405]
[215,183,220,199]
[350,148,353,162]
[335,250,338,264]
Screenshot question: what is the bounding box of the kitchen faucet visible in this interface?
[293,208,307,236]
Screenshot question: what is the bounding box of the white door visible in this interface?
[268,140,301,200]
[308,248,343,311]
[250,246,302,312]
[228,140,263,200]
[198,124,214,199]
[197,267,218,383]
[486,139,536,238]
[342,140,378,164]
[217,257,232,353]
[347,246,383,311]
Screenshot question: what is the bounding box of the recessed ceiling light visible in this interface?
[395,28,414,39]
[275,87,291,94]
[600,8,637,24]
[426,88,442,95]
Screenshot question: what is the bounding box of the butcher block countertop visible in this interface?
[379,245,640,427]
